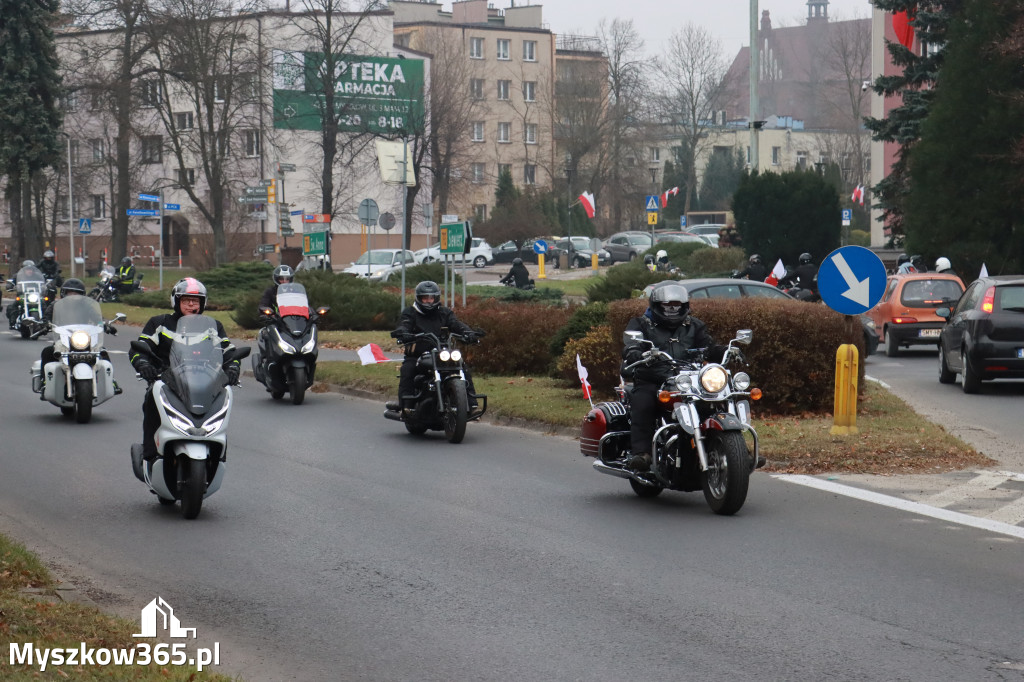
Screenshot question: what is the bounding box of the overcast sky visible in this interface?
[536,0,872,56]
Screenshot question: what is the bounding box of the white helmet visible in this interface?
[935,257,952,272]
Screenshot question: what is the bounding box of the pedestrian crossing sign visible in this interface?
[645,195,659,211]
[78,218,92,234]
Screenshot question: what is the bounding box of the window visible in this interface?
[471,121,484,142]
[471,163,486,183]
[91,194,106,219]
[497,79,510,101]
[470,37,484,59]
[497,39,510,60]
[498,163,511,177]
[58,196,69,219]
[63,90,79,112]
[650,147,660,162]
[470,78,484,100]
[796,151,808,169]
[524,123,537,144]
[177,168,196,186]
[141,136,162,164]
[522,81,536,102]
[474,204,487,220]
[523,40,536,61]
[175,112,194,130]
[771,146,781,165]
[243,129,260,157]
[140,80,160,107]
[498,122,510,143]
[68,140,80,166]
[89,89,104,111]
[213,76,231,102]
[90,139,104,163]
[523,164,536,185]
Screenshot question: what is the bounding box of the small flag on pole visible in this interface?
[357,343,392,365]
[979,263,989,278]
[579,192,595,219]
[765,258,786,286]
[576,353,593,406]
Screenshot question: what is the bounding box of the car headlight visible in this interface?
[439,350,451,362]
[27,292,39,304]
[733,372,751,391]
[70,330,92,350]
[700,365,728,393]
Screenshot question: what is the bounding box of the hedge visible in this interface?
[456,299,573,376]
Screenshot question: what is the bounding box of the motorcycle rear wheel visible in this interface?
[290,366,306,405]
[701,431,750,515]
[443,379,469,444]
[179,458,206,520]
[74,378,93,424]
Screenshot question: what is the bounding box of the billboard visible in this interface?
[273,51,424,135]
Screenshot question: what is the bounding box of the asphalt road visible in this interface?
[1,327,1023,681]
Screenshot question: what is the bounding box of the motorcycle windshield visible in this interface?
[166,315,225,415]
[16,267,45,284]
[276,283,309,318]
[51,296,103,326]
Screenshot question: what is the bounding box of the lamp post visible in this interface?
[60,132,75,279]
[565,162,575,269]
[648,162,660,248]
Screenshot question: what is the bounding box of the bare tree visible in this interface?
[819,15,871,192]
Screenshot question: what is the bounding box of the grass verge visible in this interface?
[0,535,236,681]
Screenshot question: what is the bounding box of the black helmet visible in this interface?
[273,264,294,285]
[512,257,523,266]
[749,254,762,264]
[799,253,813,265]
[415,280,441,312]
[644,254,655,265]
[910,254,925,269]
[897,253,910,265]
[170,277,207,314]
[60,278,86,296]
[43,250,55,259]
[648,283,690,326]
[121,256,132,267]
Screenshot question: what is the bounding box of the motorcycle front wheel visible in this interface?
[442,379,468,444]
[89,288,102,301]
[74,378,93,424]
[179,458,206,520]
[701,431,750,515]
[290,366,306,405]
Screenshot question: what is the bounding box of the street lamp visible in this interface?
[565,161,575,269]
[59,132,76,278]
[648,161,660,248]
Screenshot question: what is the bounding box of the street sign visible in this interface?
[303,213,331,223]
[589,238,601,252]
[645,195,659,211]
[126,209,158,217]
[841,208,852,226]
[238,196,266,203]
[281,227,295,237]
[244,188,268,196]
[358,199,379,225]
[257,244,276,254]
[303,230,329,256]
[532,239,548,255]
[164,203,180,211]
[259,179,274,187]
[440,222,467,255]
[280,217,292,228]
[647,211,659,226]
[267,180,276,204]
[277,163,296,173]
[680,216,687,228]
[379,212,396,231]
[138,193,160,202]
[78,218,91,234]
[251,210,268,220]
[818,246,887,315]
[290,210,303,216]
[441,214,459,224]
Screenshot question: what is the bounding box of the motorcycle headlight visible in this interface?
[733,372,751,391]
[450,349,462,362]
[27,292,39,304]
[70,330,92,351]
[700,365,728,393]
[300,334,316,354]
[439,350,451,362]
[272,328,296,354]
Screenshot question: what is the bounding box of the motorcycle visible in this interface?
[7,266,52,339]
[90,266,143,302]
[128,315,251,519]
[30,296,125,423]
[501,277,535,290]
[581,329,763,515]
[384,329,487,443]
[251,282,329,405]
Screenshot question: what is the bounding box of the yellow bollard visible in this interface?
[831,343,859,435]
[538,253,546,279]
[592,253,598,270]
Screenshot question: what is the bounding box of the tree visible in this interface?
[0,0,64,260]
[698,148,745,212]
[904,0,1024,275]
[731,170,841,266]
[474,186,556,249]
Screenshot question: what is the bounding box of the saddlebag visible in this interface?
[580,401,629,458]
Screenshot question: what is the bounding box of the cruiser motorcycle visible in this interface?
[384,329,487,444]
[581,329,763,515]
[31,296,125,423]
[129,315,250,519]
[7,266,52,338]
[251,282,329,405]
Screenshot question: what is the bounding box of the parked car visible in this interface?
[643,278,879,355]
[341,249,416,282]
[655,231,716,248]
[865,272,966,357]
[554,236,611,267]
[492,237,564,265]
[414,237,493,268]
[686,224,725,236]
[603,231,654,263]
[937,275,1024,393]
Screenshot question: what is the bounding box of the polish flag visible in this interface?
[576,353,593,405]
[660,186,679,208]
[770,258,787,283]
[579,192,596,218]
[357,343,391,365]
[851,184,865,206]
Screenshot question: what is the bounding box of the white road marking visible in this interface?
[989,497,1024,526]
[773,474,1024,541]
[923,471,1011,507]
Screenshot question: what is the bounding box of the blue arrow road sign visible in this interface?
[126,209,159,217]
[532,239,548,254]
[164,203,180,211]
[78,218,91,234]
[138,193,160,202]
[818,245,887,315]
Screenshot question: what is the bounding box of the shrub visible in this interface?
[549,301,608,357]
[457,299,573,375]
[603,297,865,414]
[644,241,709,269]
[684,246,747,277]
[125,261,274,310]
[849,229,870,247]
[584,261,676,302]
[555,325,620,395]
[392,262,463,289]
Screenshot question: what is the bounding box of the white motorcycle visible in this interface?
[30,296,125,423]
[129,315,250,519]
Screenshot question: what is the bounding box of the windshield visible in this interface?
[166,315,225,415]
[51,296,103,326]
[16,266,45,283]
[276,282,309,319]
[354,251,396,265]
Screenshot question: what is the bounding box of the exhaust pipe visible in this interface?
[383,409,403,422]
[592,459,635,480]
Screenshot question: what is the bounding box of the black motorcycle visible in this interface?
[384,329,487,443]
[251,282,328,405]
[90,266,143,302]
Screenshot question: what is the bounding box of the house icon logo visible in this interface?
[133,597,197,639]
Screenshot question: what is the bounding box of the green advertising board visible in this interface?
[439,222,468,255]
[273,51,424,135]
[303,230,329,257]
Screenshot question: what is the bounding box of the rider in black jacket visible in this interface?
[39,250,63,287]
[621,283,721,471]
[734,254,768,282]
[115,257,137,295]
[258,265,294,312]
[781,252,818,295]
[499,258,533,289]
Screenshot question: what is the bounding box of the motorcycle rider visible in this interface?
[643,254,656,272]
[258,265,296,311]
[115,256,137,295]
[895,253,917,274]
[655,250,679,274]
[130,278,240,461]
[622,283,721,472]
[7,260,40,328]
[499,258,534,289]
[38,278,119,393]
[734,254,768,281]
[781,252,819,295]
[935,256,955,275]
[387,280,482,417]
[39,250,63,287]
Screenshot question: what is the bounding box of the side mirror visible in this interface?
[623,330,644,344]
[735,329,753,345]
[115,312,127,322]
[936,307,951,320]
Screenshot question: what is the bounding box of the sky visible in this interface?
[531,0,872,56]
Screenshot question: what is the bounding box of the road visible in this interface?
[1,326,1022,681]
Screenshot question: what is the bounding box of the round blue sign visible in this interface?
[817,246,887,315]
[532,239,548,255]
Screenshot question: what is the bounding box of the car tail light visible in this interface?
[981,286,996,314]
[891,316,918,324]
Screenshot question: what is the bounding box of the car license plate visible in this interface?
[919,329,940,338]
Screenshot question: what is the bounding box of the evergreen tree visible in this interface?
[698,149,745,212]
[904,0,1024,275]
[493,167,520,214]
[0,0,63,259]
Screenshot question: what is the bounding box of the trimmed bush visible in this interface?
[644,241,710,270]
[849,229,870,247]
[124,261,274,310]
[549,301,608,357]
[555,325,620,394]
[684,246,747,277]
[457,299,573,375]
[584,261,676,302]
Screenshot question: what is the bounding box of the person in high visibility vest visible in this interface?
[116,257,137,294]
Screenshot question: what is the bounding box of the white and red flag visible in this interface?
[660,186,679,208]
[851,184,865,206]
[765,258,786,286]
[579,192,596,218]
[357,343,393,365]
[576,353,593,406]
